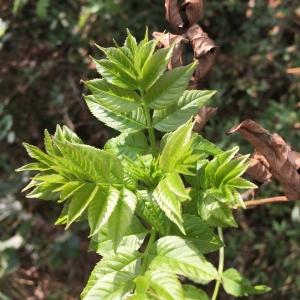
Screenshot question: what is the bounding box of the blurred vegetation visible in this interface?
[0,0,299,299]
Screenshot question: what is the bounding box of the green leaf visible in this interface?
[88,186,120,236]
[108,188,137,250]
[205,146,239,188]
[165,172,190,199]
[153,178,184,234]
[82,271,136,299]
[85,95,147,133]
[26,182,61,200]
[191,134,223,157]
[59,181,84,202]
[125,29,138,56]
[67,183,99,227]
[215,155,250,186]
[148,236,220,284]
[104,132,149,160]
[55,198,71,225]
[183,285,210,300]
[96,45,137,77]
[89,216,149,255]
[160,121,194,174]
[145,270,185,300]
[139,46,174,90]
[170,215,225,254]
[222,268,271,297]
[22,143,54,166]
[198,193,238,227]
[184,159,209,190]
[82,247,141,299]
[92,58,138,90]
[16,162,50,172]
[226,177,257,189]
[62,125,83,144]
[136,190,171,236]
[85,79,141,112]
[44,129,54,155]
[135,40,156,73]
[153,90,216,132]
[33,174,68,184]
[144,62,197,110]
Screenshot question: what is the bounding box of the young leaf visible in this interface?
[170,214,225,254]
[215,155,250,187]
[59,181,84,202]
[144,270,185,300]
[183,284,210,300]
[54,140,110,184]
[104,132,149,160]
[62,125,83,144]
[85,79,141,112]
[15,162,50,172]
[148,236,220,284]
[144,62,197,110]
[198,193,238,227]
[165,172,190,199]
[26,183,61,200]
[85,95,147,133]
[92,58,138,90]
[184,159,209,189]
[205,146,239,188]
[222,268,271,297]
[153,90,215,132]
[82,271,136,300]
[191,134,223,157]
[226,177,257,189]
[96,45,137,77]
[136,190,172,236]
[153,178,184,234]
[160,121,194,174]
[125,29,138,56]
[44,129,54,155]
[89,216,149,255]
[134,40,156,73]
[108,188,137,250]
[88,186,120,236]
[139,45,174,90]
[22,143,54,167]
[67,183,99,227]
[82,247,142,299]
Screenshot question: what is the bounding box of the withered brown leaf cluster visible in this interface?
[154,0,217,86]
[227,119,300,200]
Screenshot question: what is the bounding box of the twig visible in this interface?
[236,196,296,209]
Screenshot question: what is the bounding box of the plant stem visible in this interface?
[140,229,157,275]
[140,90,157,157]
[211,227,224,300]
[144,106,158,157]
[237,196,291,208]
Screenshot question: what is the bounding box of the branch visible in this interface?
[236,196,297,209]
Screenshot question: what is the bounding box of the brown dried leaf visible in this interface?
[246,150,272,183]
[186,24,217,80]
[152,32,189,69]
[193,106,218,133]
[165,0,184,34]
[180,0,203,28]
[226,119,300,200]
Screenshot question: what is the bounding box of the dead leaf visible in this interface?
[186,24,217,80]
[193,106,218,133]
[226,119,300,200]
[180,0,203,28]
[246,150,272,183]
[165,0,184,34]
[152,32,189,69]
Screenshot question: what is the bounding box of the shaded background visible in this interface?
[0,0,299,299]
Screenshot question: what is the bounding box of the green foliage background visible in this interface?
[0,0,299,299]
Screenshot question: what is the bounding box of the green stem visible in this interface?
[140,90,157,157]
[211,227,224,300]
[140,229,157,275]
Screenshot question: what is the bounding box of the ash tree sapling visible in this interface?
[17,0,280,299]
